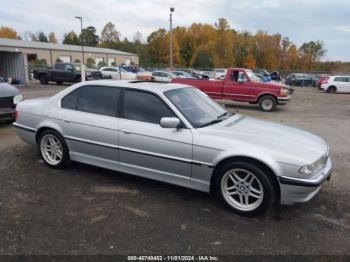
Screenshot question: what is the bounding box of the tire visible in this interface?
[38,130,70,169]
[327,86,337,94]
[56,81,63,85]
[214,161,276,217]
[258,95,277,112]
[39,75,48,85]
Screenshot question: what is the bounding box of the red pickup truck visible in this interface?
[172,68,291,112]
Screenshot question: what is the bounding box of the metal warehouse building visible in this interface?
[0,38,138,85]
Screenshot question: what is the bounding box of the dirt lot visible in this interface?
[0,81,349,255]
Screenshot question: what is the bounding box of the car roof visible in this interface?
[78,80,190,94]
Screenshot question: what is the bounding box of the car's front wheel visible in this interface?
[258,95,277,112]
[38,130,70,168]
[215,161,276,216]
[39,75,48,85]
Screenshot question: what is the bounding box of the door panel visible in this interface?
[119,119,192,177]
[118,89,193,179]
[60,110,119,162]
[223,70,256,101]
[59,85,120,162]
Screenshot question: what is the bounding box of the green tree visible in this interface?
[37,31,48,42]
[33,59,48,68]
[63,31,80,45]
[97,60,107,68]
[298,41,326,70]
[101,22,120,43]
[179,36,195,66]
[191,44,214,69]
[80,26,99,47]
[86,57,95,68]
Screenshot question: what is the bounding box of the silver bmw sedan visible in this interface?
[13,80,332,216]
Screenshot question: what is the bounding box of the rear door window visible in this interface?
[61,86,120,117]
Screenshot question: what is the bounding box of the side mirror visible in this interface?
[160,117,181,128]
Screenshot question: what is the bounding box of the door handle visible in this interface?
[63,119,71,123]
[121,129,131,134]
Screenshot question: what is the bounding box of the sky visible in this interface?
[1,0,350,61]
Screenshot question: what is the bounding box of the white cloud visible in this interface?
[1,0,350,60]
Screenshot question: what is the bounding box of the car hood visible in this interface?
[0,83,20,97]
[85,68,101,73]
[197,114,328,165]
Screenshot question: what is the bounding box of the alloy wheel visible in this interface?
[221,168,264,211]
[40,134,63,165]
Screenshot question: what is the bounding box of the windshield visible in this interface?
[246,70,261,82]
[164,87,232,128]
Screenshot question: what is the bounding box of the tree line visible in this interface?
[0,20,345,72]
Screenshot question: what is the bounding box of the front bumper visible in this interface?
[277,95,291,105]
[0,108,16,121]
[279,157,333,205]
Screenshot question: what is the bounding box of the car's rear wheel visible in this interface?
[327,86,337,93]
[38,130,70,168]
[215,161,276,216]
[56,81,63,85]
[258,95,277,112]
[39,75,48,85]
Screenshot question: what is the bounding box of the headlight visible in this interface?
[299,155,328,175]
[13,94,23,104]
[298,165,314,175]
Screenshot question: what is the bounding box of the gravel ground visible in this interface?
[0,81,349,255]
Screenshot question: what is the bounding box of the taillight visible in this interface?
[321,77,329,83]
[15,111,19,120]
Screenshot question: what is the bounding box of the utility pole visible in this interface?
[169,7,174,69]
[75,16,85,81]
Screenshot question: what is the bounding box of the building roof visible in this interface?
[0,38,136,56]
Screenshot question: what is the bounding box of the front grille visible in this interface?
[0,97,15,109]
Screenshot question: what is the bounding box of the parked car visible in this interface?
[173,68,291,112]
[171,71,193,78]
[0,79,23,122]
[313,74,329,88]
[320,76,350,93]
[214,68,227,79]
[100,66,136,80]
[152,71,177,82]
[285,73,313,86]
[13,80,333,216]
[199,71,216,79]
[121,66,138,74]
[253,69,281,82]
[255,73,271,82]
[33,63,102,85]
[136,68,152,81]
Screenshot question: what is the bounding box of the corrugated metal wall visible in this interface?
[0,51,26,84]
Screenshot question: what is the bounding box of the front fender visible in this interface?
[213,146,283,178]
